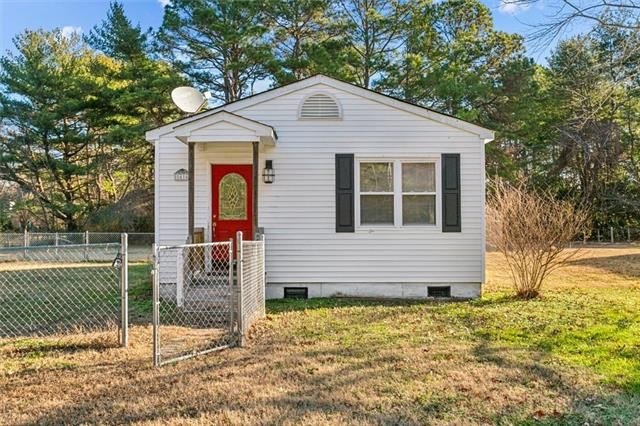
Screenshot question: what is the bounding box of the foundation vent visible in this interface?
[284,287,309,299]
[428,286,451,298]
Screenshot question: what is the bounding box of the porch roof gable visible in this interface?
[173,111,277,145]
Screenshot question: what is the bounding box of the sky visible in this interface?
[0,0,590,64]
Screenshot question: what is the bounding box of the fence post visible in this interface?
[152,243,160,367]
[627,227,631,243]
[236,231,244,347]
[23,229,28,257]
[84,231,89,261]
[597,229,601,242]
[176,248,184,308]
[261,233,266,317]
[228,236,235,346]
[120,233,129,348]
[610,226,614,244]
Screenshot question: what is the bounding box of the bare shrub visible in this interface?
[486,179,589,299]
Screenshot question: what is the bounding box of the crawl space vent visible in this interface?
[428,286,451,298]
[299,93,340,119]
[284,287,309,299]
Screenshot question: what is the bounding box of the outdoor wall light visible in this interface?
[174,168,189,181]
[262,160,275,184]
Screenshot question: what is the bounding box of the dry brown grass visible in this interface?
[1,246,639,425]
[0,326,595,425]
[486,246,640,292]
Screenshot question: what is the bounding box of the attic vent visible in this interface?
[299,93,341,119]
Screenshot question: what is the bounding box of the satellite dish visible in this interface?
[171,86,207,114]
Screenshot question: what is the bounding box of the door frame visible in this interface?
[210,164,254,244]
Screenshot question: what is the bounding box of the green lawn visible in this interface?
[267,288,640,393]
[0,261,152,337]
[128,263,153,322]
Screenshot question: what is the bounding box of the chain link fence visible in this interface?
[237,233,266,346]
[0,231,153,261]
[0,237,128,345]
[1,228,266,364]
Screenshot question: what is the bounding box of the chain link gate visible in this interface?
[152,241,235,366]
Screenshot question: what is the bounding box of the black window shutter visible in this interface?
[335,154,355,232]
[442,153,461,232]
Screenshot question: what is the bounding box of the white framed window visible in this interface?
[356,158,439,228]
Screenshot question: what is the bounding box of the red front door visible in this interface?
[212,165,253,248]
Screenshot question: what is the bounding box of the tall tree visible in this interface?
[88,1,183,128]
[86,1,184,230]
[86,1,148,60]
[377,0,535,179]
[379,0,527,118]
[0,30,112,230]
[542,32,639,226]
[158,0,271,102]
[264,0,350,85]
[500,0,640,38]
[337,0,410,88]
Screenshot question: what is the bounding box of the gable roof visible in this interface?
[146,74,494,142]
[174,110,277,145]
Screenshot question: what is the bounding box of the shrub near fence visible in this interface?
[0,236,129,345]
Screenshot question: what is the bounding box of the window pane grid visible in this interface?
[403,194,436,225]
[358,160,437,227]
[360,162,394,225]
[402,163,435,192]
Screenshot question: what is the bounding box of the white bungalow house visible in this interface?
[146,75,494,299]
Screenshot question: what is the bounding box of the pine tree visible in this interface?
[337,0,410,88]
[264,0,350,85]
[0,30,109,230]
[158,0,271,103]
[86,1,148,60]
[85,1,184,230]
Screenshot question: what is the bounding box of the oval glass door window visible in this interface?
[218,173,247,220]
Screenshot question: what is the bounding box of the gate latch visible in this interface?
[112,253,123,269]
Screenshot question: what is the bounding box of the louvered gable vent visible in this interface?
[299,93,341,119]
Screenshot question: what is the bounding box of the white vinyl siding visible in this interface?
[154,82,485,285]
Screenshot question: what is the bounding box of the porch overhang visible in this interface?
[173,110,277,145]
